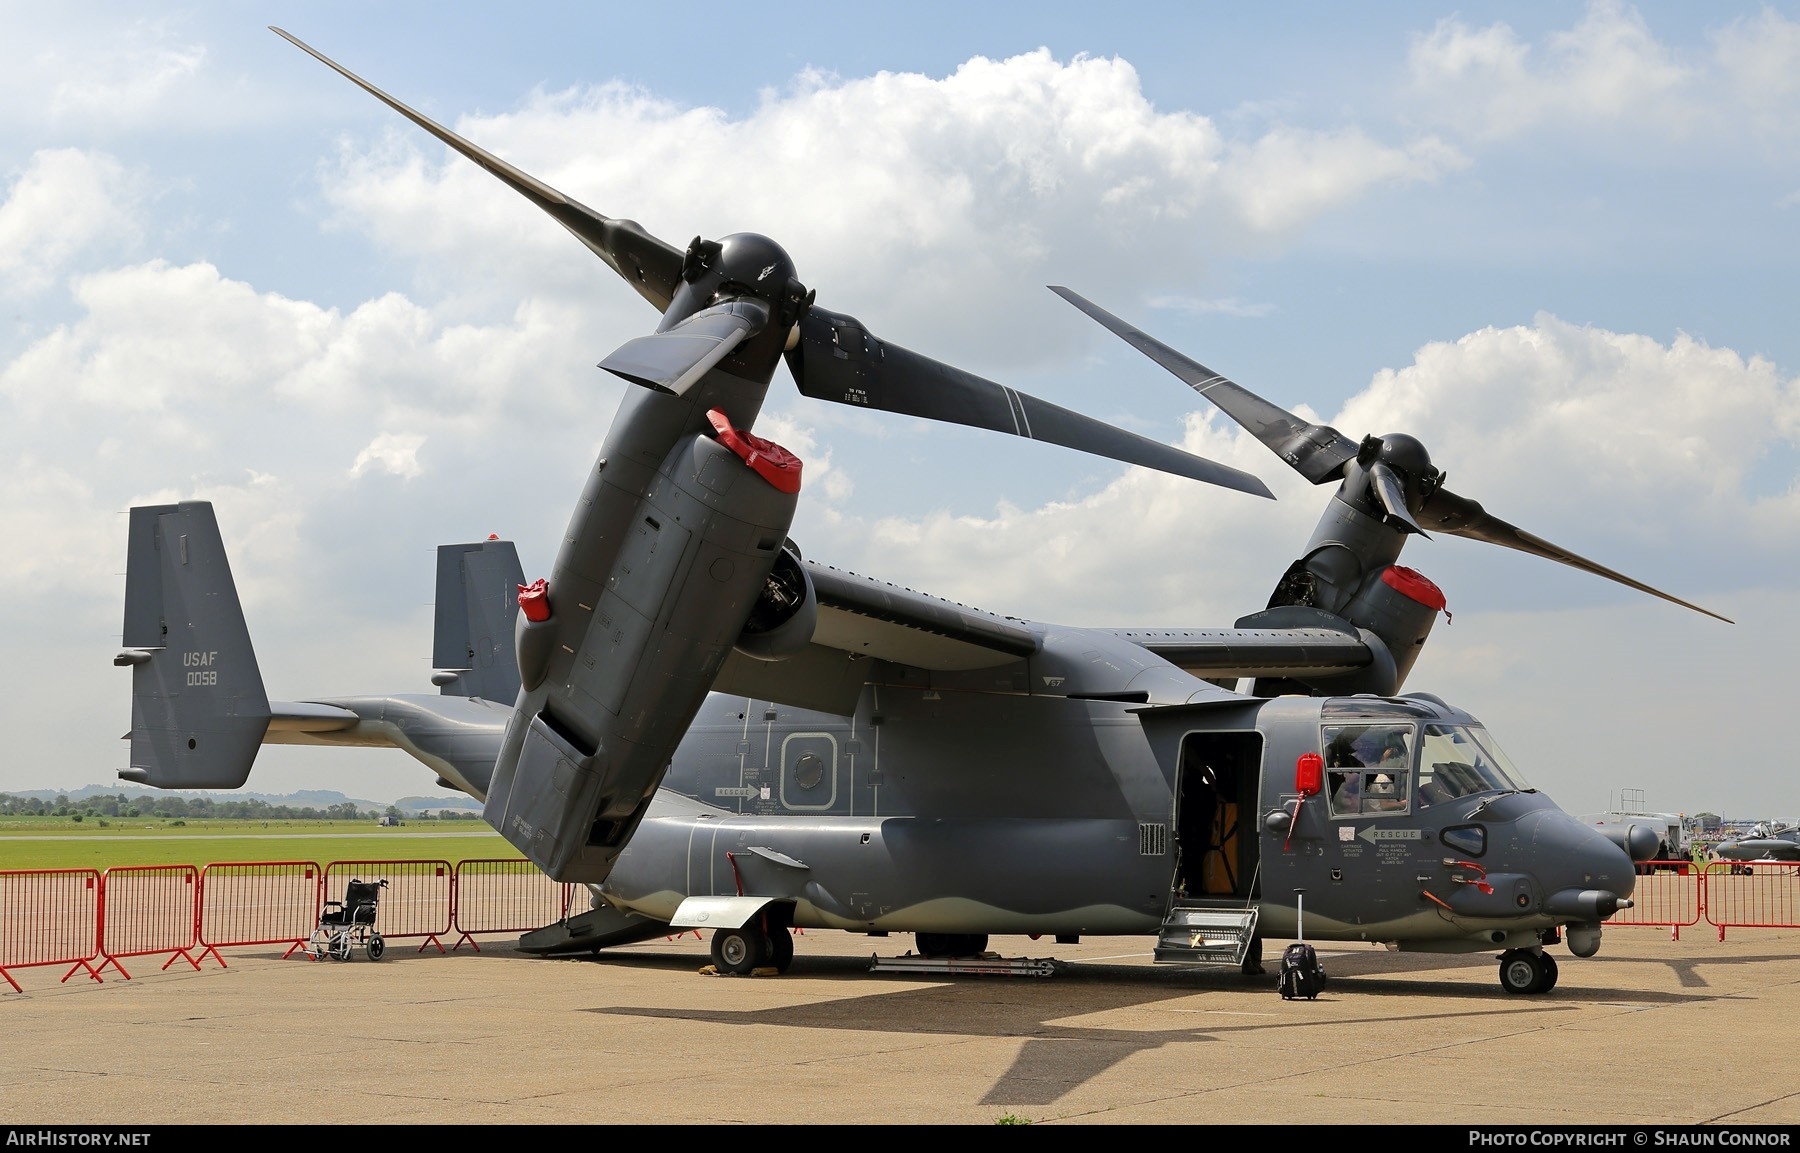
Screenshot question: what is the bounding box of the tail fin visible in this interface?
[115,501,272,788]
[430,538,525,704]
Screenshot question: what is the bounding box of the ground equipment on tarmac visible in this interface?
[308,878,388,962]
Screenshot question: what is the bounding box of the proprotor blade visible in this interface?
[1056,284,1732,626]
[1422,488,1734,623]
[270,27,685,312]
[1367,461,1427,536]
[785,306,1275,499]
[1050,285,1357,485]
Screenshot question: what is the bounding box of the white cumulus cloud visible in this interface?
[350,432,427,480]
[318,48,1461,371]
[0,149,142,295]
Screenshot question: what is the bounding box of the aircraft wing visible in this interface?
[711,563,1381,711]
[1103,625,1374,681]
[805,564,1041,666]
[711,561,1043,714]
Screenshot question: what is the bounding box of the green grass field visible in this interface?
[0,816,522,872]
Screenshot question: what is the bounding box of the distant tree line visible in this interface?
[0,792,482,822]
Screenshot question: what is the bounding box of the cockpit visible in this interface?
[1321,716,1531,820]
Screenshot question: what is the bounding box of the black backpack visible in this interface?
[1278,942,1325,1000]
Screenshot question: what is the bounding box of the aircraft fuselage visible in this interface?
[577,626,1639,961]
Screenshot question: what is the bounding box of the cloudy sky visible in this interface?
[3,2,1795,820]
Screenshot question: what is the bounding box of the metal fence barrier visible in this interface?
[199,862,324,962]
[0,869,103,990]
[1608,862,1702,939]
[449,859,574,950]
[1701,859,1800,940]
[97,864,203,979]
[320,859,456,954]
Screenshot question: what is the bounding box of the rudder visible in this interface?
[430,538,525,704]
[115,502,271,788]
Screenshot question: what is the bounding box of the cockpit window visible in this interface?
[1416,724,1531,806]
[1321,723,1414,818]
[1441,824,1487,856]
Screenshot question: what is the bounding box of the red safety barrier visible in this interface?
[1608,865,1703,940]
[1702,859,1800,940]
[199,861,325,963]
[322,860,454,955]
[98,864,204,979]
[449,859,573,950]
[0,869,103,991]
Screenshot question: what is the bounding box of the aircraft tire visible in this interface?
[1498,949,1547,995]
[1535,952,1558,992]
[710,926,769,976]
[916,932,988,958]
[768,927,795,973]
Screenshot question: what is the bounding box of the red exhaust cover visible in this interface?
[517,578,551,622]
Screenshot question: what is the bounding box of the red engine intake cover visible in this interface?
[707,409,803,494]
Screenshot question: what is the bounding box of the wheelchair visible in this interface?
[308,878,388,961]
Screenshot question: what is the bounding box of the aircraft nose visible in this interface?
[1526,809,1638,908]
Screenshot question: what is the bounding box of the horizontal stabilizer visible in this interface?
[117,502,271,789]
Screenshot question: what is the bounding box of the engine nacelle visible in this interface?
[1336,564,1445,692]
[733,542,816,661]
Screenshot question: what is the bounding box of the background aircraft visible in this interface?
[114,31,1730,997]
[1708,825,1800,871]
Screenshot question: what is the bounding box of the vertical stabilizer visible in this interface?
[431,538,525,703]
[115,502,271,788]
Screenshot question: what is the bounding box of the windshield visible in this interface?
[1416,724,1532,805]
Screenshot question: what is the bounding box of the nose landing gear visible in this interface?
[1498,947,1559,994]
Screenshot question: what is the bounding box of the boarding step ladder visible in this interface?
[1153,903,1260,966]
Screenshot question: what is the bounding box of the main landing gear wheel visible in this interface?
[710,926,769,976]
[767,926,794,974]
[1498,948,1555,994]
[366,933,386,962]
[915,932,989,958]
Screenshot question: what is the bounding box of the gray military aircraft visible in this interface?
[1708,825,1800,871]
[112,31,1730,996]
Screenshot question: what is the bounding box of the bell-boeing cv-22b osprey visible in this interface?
[113,30,1729,996]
